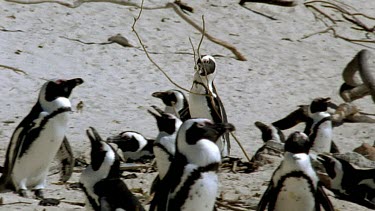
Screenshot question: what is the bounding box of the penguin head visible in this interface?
[284,131,310,154]
[107,131,149,153]
[148,105,182,135]
[194,55,217,83]
[86,127,119,172]
[39,78,84,111]
[152,89,186,107]
[254,121,285,143]
[308,97,330,114]
[176,118,235,165]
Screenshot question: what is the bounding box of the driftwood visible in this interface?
[341,49,375,103]
[239,0,296,7]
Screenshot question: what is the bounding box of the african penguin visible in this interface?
[304,98,333,153]
[0,78,83,198]
[79,127,145,211]
[148,105,182,180]
[106,131,154,163]
[255,121,285,143]
[151,118,235,211]
[152,89,191,121]
[318,154,375,209]
[189,55,231,158]
[257,131,334,211]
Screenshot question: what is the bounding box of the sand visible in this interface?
[0,0,374,210]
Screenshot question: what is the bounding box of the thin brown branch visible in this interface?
[304,4,336,23]
[167,2,247,61]
[0,64,27,75]
[131,0,195,94]
[298,25,333,40]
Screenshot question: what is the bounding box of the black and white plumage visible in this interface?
[80,127,145,211]
[257,131,334,211]
[189,55,231,157]
[151,118,235,211]
[152,89,191,122]
[318,154,375,209]
[148,106,182,180]
[106,131,154,163]
[304,98,333,153]
[0,78,83,198]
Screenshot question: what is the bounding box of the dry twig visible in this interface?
[0,64,27,75]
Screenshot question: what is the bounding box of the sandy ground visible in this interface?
[0,0,374,210]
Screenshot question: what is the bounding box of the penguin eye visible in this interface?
[197,122,206,128]
[55,79,65,84]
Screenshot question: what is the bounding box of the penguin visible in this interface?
[55,137,75,183]
[106,131,154,163]
[318,154,375,209]
[304,98,333,153]
[151,118,235,211]
[148,105,182,180]
[257,131,334,211]
[79,127,145,211]
[189,55,231,157]
[152,89,191,121]
[0,78,83,198]
[255,121,285,143]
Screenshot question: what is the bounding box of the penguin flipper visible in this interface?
[55,137,74,183]
[316,184,334,211]
[256,182,275,211]
[272,106,309,130]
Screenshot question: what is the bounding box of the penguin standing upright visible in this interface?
[151,118,235,211]
[304,97,333,153]
[152,89,191,121]
[147,106,182,180]
[257,131,334,211]
[0,78,83,198]
[189,55,231,157]
[80,127,145,211]
[106,131,154,163]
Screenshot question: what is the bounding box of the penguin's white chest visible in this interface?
[274,177,316,211]
[169,164,218,211]
[181,171,218,211]
[312,121,332,152]
[189,84,214,120]
[12,112,69,189]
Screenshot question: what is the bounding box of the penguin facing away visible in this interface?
[151,118,235,211]
[189,55,231,158]
[257,131,334,211]
[0,78,83,198]
[318,154,375,209]
[106,131,154,163]
[152,89,191,122]
[80,127,145,211]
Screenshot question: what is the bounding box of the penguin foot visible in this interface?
[18,189,28,197]
[38,198,60,206]
[34,189,44,199]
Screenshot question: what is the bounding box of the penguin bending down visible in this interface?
[80,127,145,211]
[0,78,83,198]
[189,55,231,157]
[318,154,375,209]
[152,89,191,121]
[150,118,235,211]
[257,131,334,211]
[106,131,154,163]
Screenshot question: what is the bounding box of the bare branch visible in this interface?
[0,64,27,75]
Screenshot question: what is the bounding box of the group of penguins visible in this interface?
[0,55,374,211]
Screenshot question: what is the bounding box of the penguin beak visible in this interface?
[66,78,84,90]
[86,127,103,149]
[203,122,235,142]
[106,134,123,143]
[151,91,168,99]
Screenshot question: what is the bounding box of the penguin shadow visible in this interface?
[79,127,146,211]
